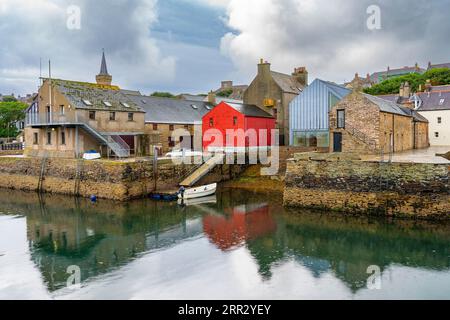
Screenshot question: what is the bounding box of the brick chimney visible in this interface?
[399,83,405,97]
[403,81,411,98]
[292,67,308,86]
[257,58,271,77]
[207,90,216,105]
[425,79,432,92]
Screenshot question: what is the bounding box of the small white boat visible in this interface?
[177,195,217,206]
[178,183,217,200]
[82,152,101,160]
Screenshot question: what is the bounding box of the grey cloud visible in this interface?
[220,0,450,84]
[0,0,175,95]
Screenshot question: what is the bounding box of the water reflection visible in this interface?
[0,188,449,299]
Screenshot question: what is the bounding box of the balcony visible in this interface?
[25,112,83,127]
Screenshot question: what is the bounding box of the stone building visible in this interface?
[126,95,213,155]
[24,52,145,158]
[214,81,248,101]
[243,59,308,145]
[344,73,373,90]
[329,91,429,155]
[378,83,450,147]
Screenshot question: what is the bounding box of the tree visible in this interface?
[364,68,450,95]
[0,101,28,138]
[216,89,233,98]
[150,91,175,98]
[423,68,450,86]
[2,95,17,102]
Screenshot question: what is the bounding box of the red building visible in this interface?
[202,102,276,151]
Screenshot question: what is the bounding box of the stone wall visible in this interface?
[284,153,450,219]
[0,157,246,201]
[0,150,23,156]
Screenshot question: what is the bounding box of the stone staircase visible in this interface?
[344,123,378,153]
[179,153,225,187]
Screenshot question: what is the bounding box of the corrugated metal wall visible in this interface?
[289,79,350,143]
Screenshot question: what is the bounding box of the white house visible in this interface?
[415,90,450,146]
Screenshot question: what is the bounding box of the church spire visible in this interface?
[96,49,112,85]
[99,49,109,75]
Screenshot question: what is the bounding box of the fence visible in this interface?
[0,142,24,151]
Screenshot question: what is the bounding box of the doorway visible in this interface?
[333,132,342,153]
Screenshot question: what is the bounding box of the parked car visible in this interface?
[165,149,203,158]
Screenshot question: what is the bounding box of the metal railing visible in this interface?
[25,112,81,126]
[26,111,132,158]
[0,142,24,151]
[106,135,131,158]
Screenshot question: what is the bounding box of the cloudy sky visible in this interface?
[1,0,449,96]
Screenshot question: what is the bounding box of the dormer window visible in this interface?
[82,99,93,106]
[103,101,112,107]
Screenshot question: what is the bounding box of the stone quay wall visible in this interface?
[284,153,450,220]
[0,157,246,201]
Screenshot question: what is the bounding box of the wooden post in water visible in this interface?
[153,146,158,191]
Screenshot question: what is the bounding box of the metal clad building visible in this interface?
[289,79,351,148]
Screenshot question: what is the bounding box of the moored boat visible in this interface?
[178,183,217,200]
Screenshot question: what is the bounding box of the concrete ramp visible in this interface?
[180,154,225,187]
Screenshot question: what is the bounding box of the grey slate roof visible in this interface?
[126,95,213,124]
[178,94,206,102]
[271,71,304,94]
[226,103,274,119]
[363,94,411,117]
[364,94,428,122]
[49,79,144,112]
[417,91,450,111]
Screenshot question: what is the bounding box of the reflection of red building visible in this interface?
[203,203,277,251]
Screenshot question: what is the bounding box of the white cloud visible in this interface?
[219,0,449,84]
[0,0,176,94]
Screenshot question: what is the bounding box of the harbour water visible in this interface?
[0,188,449,300]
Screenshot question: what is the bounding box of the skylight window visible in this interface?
[205,105,212,110]
[439,99,445,105]
[82,99,93,106]
[103,101,112,107]
[191,104,198,109]
[121,102,131,108]
[141,100,147,104]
